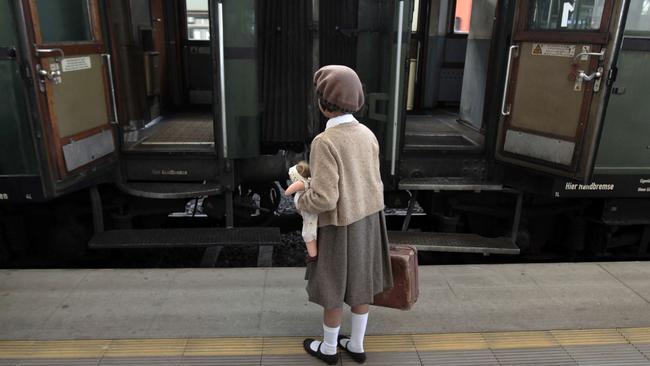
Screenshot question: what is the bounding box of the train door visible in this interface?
[21,0,117,179]
[496,0,629,182]
[356,0,414,178]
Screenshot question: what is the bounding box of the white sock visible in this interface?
[349,312,368,353]
[310,324,339,355]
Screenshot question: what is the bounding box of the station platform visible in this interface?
[1,262,649,365]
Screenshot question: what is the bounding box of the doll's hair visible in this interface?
[296,161,311,178]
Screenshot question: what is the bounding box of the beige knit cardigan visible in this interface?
[296,122,384,227]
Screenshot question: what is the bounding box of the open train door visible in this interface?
[496,0,630,182]
[21,0,117,182]
[355,0,413,180]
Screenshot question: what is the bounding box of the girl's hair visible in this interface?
[296,161,311,178]
[318,96,349,114]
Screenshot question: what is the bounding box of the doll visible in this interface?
[285,161,318,258]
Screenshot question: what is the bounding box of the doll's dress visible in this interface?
[288,165,318,243]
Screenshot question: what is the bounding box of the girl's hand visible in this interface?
[284,181,306,196]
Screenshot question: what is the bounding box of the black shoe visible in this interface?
[303,338,339,365]
[338,335,366,364]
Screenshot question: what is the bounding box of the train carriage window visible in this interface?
[527,0,606,31]
[626,0,650,34]
[36,0,93,43]
[187,0,210,40]
[451,0,473,34]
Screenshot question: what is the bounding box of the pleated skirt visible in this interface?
[305,210,394,309]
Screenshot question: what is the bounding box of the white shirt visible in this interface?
[325,114,358,130]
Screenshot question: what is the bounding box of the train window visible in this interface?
[527,0,606,31]
[451,0,473,34]
[412,0,420,32]
[36,0,93,43]
[625,0,650,33]
[187,0,210,41]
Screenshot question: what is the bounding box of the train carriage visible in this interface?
[0,0,648,261]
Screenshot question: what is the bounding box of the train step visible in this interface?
[399,177,503,192]
[89,227,281,266]
[388,231,520,255]
[119,181,223,199]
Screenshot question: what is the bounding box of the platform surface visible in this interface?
[1,262,650,341]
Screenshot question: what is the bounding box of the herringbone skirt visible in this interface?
[305,210,393,309]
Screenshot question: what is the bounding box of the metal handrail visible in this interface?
[501,45,519,116]
[101,53,119,125]
[217,1,228,158]
[390,0,404,176]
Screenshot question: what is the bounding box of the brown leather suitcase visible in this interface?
[373,245,419,310]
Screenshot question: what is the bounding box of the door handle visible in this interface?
[576,70,602,81]
[573,66,604,92]
[34,47,65,60]
[34,47,65,88]
[37,67,62,81]
[572,50,605,63]
[501,45,519,116]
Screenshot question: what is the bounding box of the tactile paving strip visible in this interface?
[492,347,575,365]
[418,349,499,366]
[1,327,649,365]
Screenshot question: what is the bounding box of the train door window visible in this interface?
[36,0,94,43]
[407,0,424,112]
[626,0,650,34]
[451,0,473,34]
[527,0,606,31]
[187,0,210,41]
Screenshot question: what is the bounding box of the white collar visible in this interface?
[325,114,358,130]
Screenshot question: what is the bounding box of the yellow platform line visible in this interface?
[0,327,649,359]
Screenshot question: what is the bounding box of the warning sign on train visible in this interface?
[531,43,575,58]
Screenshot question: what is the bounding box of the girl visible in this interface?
[293,65,393,364]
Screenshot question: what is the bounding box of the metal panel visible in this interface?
[0,1,39,176]
[51,54,110,137]
[509,42,587,138]
[62,129,115,171]
[594,48,650,175]
[124,155,219,181]
[504,130,575,166]
[216,0,259,158]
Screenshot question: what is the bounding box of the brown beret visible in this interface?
[314,65,365,113]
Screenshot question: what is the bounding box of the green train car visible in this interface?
[0,0,648,261]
